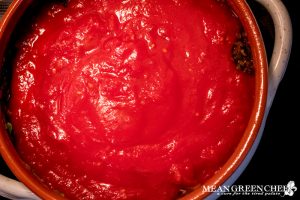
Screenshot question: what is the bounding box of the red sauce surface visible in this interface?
[9,0,254,199]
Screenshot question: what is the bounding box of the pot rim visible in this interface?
[0,0,267,199]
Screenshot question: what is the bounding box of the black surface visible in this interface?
[0,0,299,199]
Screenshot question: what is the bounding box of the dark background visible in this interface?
[0,0,299,199]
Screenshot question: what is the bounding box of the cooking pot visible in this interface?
[0,0,292,199]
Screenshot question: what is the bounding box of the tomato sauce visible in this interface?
[9,0,254,199]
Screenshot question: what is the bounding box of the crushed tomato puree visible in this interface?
[9,0,254,199]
